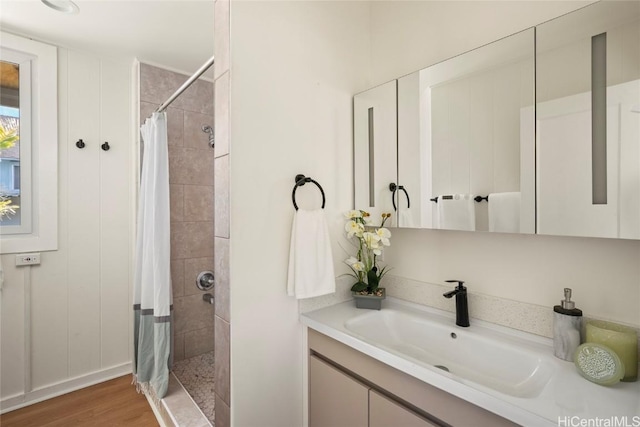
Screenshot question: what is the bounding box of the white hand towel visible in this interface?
[488,192,521,233]
[437,194,475,231]
[287,209,335,299]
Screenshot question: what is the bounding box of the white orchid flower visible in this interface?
[344,210,362,219]
[345,220,364,237]
[376,227,391,246]
[373,248,382,256]
[345,256,364,271]
[362,232,381,249]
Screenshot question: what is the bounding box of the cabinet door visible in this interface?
[354,81,397,223]
[536,1,640,239]
[369,390,438,427]
[309,355,368,427]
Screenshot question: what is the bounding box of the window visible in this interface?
[1,56,31,232]
[0,32,58,253]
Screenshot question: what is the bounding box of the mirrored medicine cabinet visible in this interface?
[353,1,640,240]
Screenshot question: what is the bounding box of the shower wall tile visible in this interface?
[167,107,184,146]
[168,147,215,186]
[214,72,229,158]
[171,221,214,260]
[184,111,215,150]
[214,155,230,238]
[214,0,230,80]
[180,80,214,115]
[140,63,185,105]
[214,237,230,322]
[214,315,230,406]
[215,394,230,427]
[184,257,215,296]
[173,331,185,362]
[214,2,230,419]
[184,185,214,222]
[171,259,185,298]
[140,101,158,123]
[170,184,184,223]
[174,294,215,335]
[184,326,215,359]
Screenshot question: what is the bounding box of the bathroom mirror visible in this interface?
[396,28,535,233]
[353,80,397,223]
[536,1,640,239]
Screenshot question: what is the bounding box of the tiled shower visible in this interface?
[139,63,216,423]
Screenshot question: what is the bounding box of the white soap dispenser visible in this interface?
[553,288,583,361]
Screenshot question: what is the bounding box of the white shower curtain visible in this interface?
[133,112,172,400]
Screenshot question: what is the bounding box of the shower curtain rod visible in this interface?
[155,55,215,113]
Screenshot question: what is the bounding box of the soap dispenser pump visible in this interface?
[553,288,583,361]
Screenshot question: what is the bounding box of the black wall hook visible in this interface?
[76,139,85,149]
[101,142,110,151]
[292,174,325,210]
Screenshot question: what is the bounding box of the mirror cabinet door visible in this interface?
[396,28,535,233]
[536,1,640,239]
[353,80,397,223]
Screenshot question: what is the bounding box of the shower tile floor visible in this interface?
[172,351,215,425]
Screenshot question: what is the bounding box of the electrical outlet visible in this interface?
[15,253,41,266]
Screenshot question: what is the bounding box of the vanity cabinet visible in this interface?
[310,355,435,427]
[308,329,516,427]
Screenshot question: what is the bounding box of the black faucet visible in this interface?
[443,280,470,327]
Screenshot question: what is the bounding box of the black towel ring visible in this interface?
[389,183,411,211]
[292,174,325,211]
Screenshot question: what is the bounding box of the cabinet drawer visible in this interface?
[309,355,368,427]
[370,390,438,427]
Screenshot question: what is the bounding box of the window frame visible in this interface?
[12,163,20,191]
[0,32,58,253]
[1,49,33,235]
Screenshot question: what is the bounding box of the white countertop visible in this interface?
[301,298,640,427]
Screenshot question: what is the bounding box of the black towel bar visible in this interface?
[292,174,325,210]
[430,195,488,203]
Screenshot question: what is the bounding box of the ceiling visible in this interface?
[0,0,214,78]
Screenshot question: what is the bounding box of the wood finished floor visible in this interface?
[0,375,159,427]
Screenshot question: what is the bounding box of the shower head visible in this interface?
[201,125,214,148]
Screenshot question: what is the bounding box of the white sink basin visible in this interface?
[344,307,554,398]
[302,297,640,426]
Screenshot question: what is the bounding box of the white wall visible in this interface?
[226,2,639,425]
[371,1,640,328]
[0,45,133,411]
[369,1,596,86]
[229,1,370,425]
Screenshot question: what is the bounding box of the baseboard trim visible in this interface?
[0,363,132,414]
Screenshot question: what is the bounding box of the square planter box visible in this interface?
[352,288,386,310]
